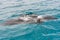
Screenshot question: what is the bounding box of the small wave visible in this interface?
[42,32,60,36]
[41,25,57,30]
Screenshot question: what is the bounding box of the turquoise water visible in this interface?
[0,0,60,40]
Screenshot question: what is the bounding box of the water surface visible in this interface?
[0,0,60,40]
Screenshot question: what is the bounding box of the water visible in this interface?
[0,0,60,40]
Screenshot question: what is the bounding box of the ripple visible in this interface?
[42,32,60,36]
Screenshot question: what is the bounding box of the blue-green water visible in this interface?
[0,0,60,40]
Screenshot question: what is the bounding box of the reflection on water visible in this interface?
[0,0,60,40]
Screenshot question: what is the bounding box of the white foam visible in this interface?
[37,15,43,19]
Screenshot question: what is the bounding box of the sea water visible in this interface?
[0,0,60,40]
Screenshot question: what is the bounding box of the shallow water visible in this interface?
[0,0,60,40]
